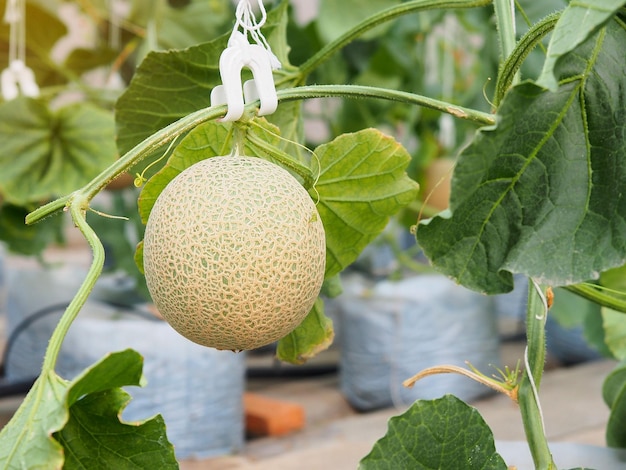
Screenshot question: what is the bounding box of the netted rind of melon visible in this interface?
[142,155,326,351]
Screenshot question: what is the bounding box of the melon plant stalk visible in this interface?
[0,0,625,468]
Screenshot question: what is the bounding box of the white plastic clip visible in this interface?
[2,0,39,101]
[1,59,39,101]
[210,0,281,122]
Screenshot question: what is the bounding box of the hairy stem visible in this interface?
[566,283,626,314]
[40,195,105,373]
[494,12,559,106]
[276,85,495,126]
[493,0,517,66]
[518,279,557,469]
[27,84,494,224]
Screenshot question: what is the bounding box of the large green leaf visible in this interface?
[313,128,419,278]
[538,0,626,90]
[416,21,626,294]
[115,0,293,156]
[0,98,118,205]
[0,350,175,469]
[360,395,507,469]
[276,299,334,364]
[603,360,626,447]
[56,389,176,469]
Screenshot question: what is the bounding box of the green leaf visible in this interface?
[276,299,334,364]
[114,44,217,157]
[604,360,626,408]
[360,395,507,469]
[266,101,305,155]
[115,0,292,156]
[0,350,175,469]
[134,240,145,275]
[599,265,626,359]
[538,0,626,90]
[0,98,118,205]
[0,372,68,468]
[603,360,626,447]
[416,21,626,294]
[65,350,145,404]
[56,389,176,469]
[321,275,344,298]
[314,129,419,278]
[57,349,177,469]
[0,203,64,255]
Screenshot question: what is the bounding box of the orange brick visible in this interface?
[244,392,305,437]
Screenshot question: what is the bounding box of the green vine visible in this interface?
[27,84,493,225]
[494,12,560,106]
[566,283,626,314]
[40,196,105,373]
[493,0,518,64]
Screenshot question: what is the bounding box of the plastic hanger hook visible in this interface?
[210,0,280,122]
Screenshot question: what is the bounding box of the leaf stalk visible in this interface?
[493,0,518,65]
[566,283,626,314]
[493,12,560,106]
[26,84,493,225]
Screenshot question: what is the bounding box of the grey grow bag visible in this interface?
[337,273,501,411]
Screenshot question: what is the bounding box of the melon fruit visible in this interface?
[142,155,326,351]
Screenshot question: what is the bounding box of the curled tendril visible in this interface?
[134,135,181,188]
